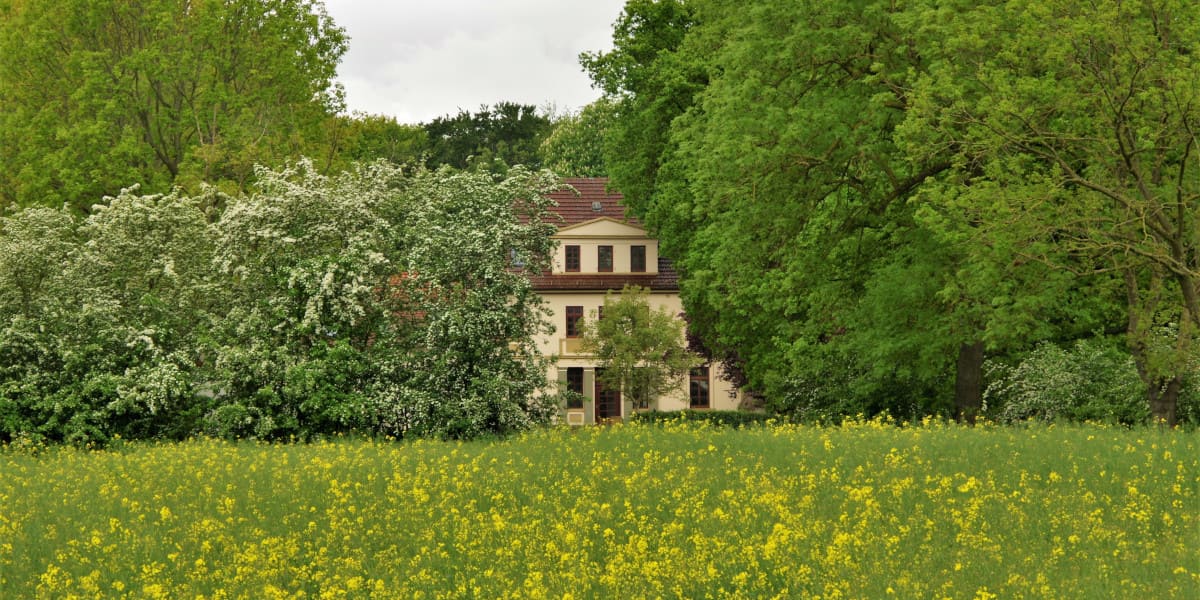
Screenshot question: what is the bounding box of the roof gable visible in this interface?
[555,216,647,237]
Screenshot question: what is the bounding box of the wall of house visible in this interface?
[530,215,745,424]
[550,220,660,275]
[539,290,743,424]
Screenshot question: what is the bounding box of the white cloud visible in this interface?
[323,0,626,123]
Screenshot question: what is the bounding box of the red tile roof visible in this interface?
[530,178,678,292]
[545,178,642,226]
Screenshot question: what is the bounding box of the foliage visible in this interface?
[585,0,1174,424]
[585,0,979,417]
[579,0,706,219]
[2,423,1196,597]
[422,102,553,175]
[629,409,773,427]
[319,113,429,173]
[369,165,561,438]
[984,339,1147,425]
[579,285,701,409]
[0,192,215,444]
[208,161,562,440]
[0,0,348,212]
[0,161,562,444]
[985,336,1200,426]
[898,0,1200,425]
[539,98,615,177]
[769,348,942,425]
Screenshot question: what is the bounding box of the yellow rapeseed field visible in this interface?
[1,418,1197,598]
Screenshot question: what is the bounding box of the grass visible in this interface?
[1,418,1197,598]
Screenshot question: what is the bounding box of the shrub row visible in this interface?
[0,162,562,445]
[630,409,774,428]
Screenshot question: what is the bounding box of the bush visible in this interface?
[984,338,1147,425]
[630,409,773,427]
[0,162,564,445]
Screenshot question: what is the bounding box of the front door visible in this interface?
[594,368,621,422]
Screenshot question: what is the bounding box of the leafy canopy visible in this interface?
[422,102,553,176]
[0,0,348,212]
[584,0,1147,423]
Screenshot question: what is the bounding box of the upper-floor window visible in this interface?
[598,245,613,272]
[565,245,580,272]
[566,306,584,337]
[631,245,646,273]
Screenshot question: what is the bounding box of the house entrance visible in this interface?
[594,369,621,422]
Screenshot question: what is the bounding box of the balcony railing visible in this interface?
[559,337,588,356]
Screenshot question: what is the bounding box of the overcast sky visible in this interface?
[322,0,628,124]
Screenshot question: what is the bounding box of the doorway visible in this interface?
[594,368,621,422]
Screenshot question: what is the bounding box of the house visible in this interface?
[530,178,744,424]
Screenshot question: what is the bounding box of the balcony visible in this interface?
[559,337,588,356]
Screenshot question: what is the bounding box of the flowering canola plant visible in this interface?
[1,418,1197,598]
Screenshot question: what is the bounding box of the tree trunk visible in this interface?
[955,341,985,425]
[1148,375,1180,428]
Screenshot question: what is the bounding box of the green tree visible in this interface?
[585,0,961,417]
[0,0,347,212]
[585,0,1122,422]
[539,98,615,177]
[318,112,428,173]
[579,0,709,224]
[899,0,1200,425]
[422,102,552,175]
[580,285,700,410]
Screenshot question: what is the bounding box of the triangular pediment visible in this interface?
[556,217,647,238]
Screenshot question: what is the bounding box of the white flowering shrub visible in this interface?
[370,167,560,438]
[0,192,215,443]
[204,161,400,438]
[984,338,1147,424]
[0,161,563,444]
[0,209,79,440]
[204,161,560,439]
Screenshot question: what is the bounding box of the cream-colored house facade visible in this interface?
[531,178,743,424]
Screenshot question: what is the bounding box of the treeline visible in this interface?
[580,0,1200,426]
[0,0,604,215]
[0,162,561,444]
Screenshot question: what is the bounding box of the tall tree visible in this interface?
[539,98,615,177]
[579,0,708,226]
[900,0,1200,425]
[422,102,552,175]
[585,0,1119,420]
[584,0,952,414]
[0,0,347,212]
[318,112,428,173]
